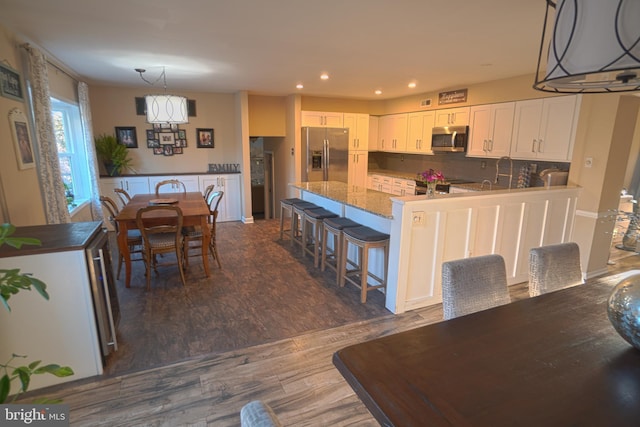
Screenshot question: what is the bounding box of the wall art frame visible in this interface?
[0,63,24,102]
[9,108,35,170]
[197,128,214,148]
[115,126,138,148]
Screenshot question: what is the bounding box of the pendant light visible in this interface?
[534,0,640,93]
[136,67,188,124]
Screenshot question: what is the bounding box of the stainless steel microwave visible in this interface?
[431,125,468,152]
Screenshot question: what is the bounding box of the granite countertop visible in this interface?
[291,181,393,218]
[368,169,418,181]
[0,221,103,258]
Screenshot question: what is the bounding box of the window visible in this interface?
[51,98,90,210]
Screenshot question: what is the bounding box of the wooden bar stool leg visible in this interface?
[361,243,369,303]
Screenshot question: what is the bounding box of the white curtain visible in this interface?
[24,45,70,224]
[78,82,103,221]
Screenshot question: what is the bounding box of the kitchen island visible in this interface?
[291,181,581,313]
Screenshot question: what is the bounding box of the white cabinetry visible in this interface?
[99,176,149,201]
[467,102,515,158]
[148,175,200,194]
[435,107,470,126]
[348,151,369,188]
[391,178,416,196]
[368,116,379,151]
[199,174,242,222]
[406,111,435,154]
[368,174,393,193]
[343,113,369,151]
[379,114,408,152]
[301,110,343,127]
[510,96,579,161]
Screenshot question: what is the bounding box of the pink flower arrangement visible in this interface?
[420,168,445,184]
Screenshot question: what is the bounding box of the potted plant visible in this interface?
[94,133,133,176]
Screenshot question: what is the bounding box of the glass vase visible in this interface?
[427,182,436,198]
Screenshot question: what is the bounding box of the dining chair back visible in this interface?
[441,254,511,320]
[113,188,131,208]
[183,190,224,269]
[155,179,187,196]
[203,184,215,202]
[99,195,143,279]
[240,400,282,427]
[136,205,186,290]
[528,242,584,297]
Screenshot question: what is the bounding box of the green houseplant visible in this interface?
[95,133,133,176]
[0,224,74,403]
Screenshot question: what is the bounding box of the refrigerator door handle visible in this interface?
[323,139,329,181]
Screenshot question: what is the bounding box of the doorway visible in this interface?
[250,137,283,219]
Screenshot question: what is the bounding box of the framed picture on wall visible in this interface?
[115,126,138,148]
[153,147,164,155]
[9,108,35,170]
[159,133,175,145]
[196,128,214,148]
[0,63,24,102]
[163,145,174,156]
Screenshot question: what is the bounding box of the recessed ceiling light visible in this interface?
[320,73,329,80]
[296,83,304,89]
[408,82,417,88]
[375,90,382,95]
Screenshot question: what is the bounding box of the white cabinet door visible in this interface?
[379,114,408,152]
[199,174,242,222]
[343,113,369,151]
[99,177,149,200]
[435,107,470,126]
[467,102,515,158]
[301,111,344,127]
[348,151,368,188]
[148,175,199,194]
[368,116,379,151]
[406,111,435,154]
[511,96,578,161]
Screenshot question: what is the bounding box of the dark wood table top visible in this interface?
[333,280,640,427]
[0,222,102,257]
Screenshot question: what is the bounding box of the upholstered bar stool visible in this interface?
[340,226,390,303]
[321,217,361,282]
[291,201,320,247]
[279,198,304,240]
[301,207,338,267]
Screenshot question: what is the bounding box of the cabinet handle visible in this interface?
[489,139,494,152]
[538,139,543,152]
[483,140,487,151]
[531,139,537,152]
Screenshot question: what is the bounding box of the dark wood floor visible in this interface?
[18,223,640,426]
[104,219,390,376]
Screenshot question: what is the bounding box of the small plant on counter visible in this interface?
[419,169,445,184]
[95,133,133,176]
[0,223,74,403]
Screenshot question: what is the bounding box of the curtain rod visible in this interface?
[20,42,80,84]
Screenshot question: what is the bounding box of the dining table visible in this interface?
[333,278,640,426]
[115,192,211,288]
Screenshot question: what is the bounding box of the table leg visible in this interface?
[201,215,211,277]
[117,221,132,288]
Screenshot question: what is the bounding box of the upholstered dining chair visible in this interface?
[183,190,224,269]
[528,242,584,297]
[441,254,511,320]
[113,188,131,208]
[136,205,186,290]
[155,179,187,196]
[99,195,143,279]
[240,400,282,427]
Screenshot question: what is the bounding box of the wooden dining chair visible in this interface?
[240,400,282,427]
[136,205,186,290]
[99,196,143,279]
[203,184,215,201]
[113,188,131,208]
[529,242,584,297]
[155,179,187,196]
[182,190,224,269]
[441,254,511,320]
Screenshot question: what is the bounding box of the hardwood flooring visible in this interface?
[18,220,640,427]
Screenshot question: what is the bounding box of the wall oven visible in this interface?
[431,125,469,152]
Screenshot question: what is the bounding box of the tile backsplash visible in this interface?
[368,151,570,188]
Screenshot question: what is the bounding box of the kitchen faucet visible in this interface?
[495,156,513,189]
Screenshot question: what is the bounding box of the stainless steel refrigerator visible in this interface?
[301,126,349,182]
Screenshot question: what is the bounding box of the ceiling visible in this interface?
[0,0,545,100]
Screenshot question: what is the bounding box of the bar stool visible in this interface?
[340,226,390,303]
[321,217,361,283]
[279,198,304,240]
[301,207,338,267]
[291,201,320,247]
